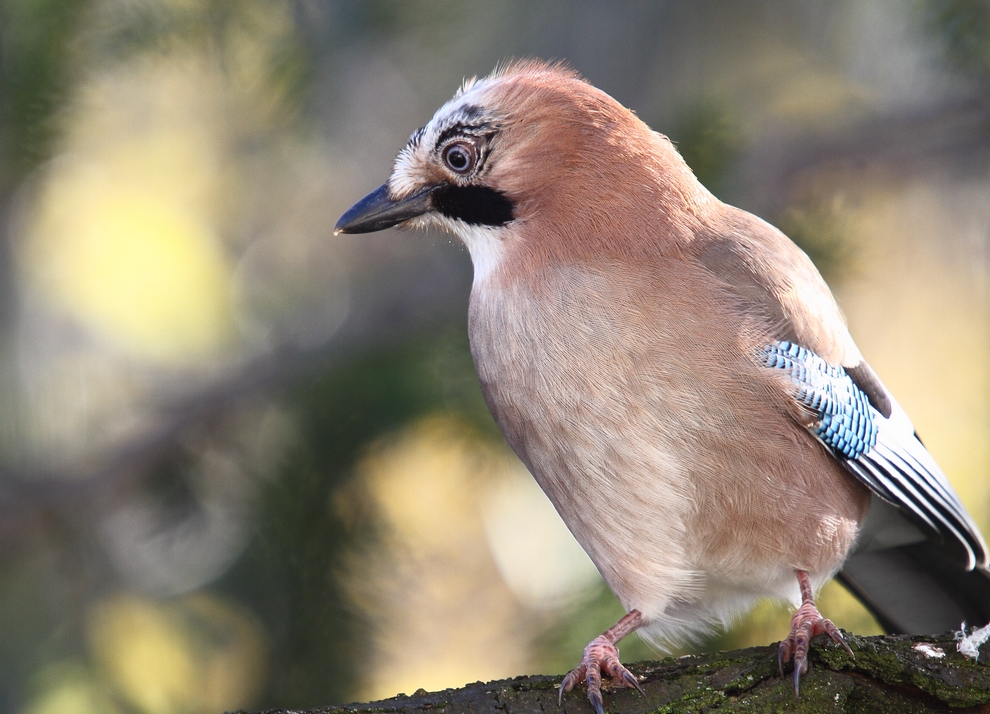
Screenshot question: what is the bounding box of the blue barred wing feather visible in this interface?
[760,341,988,571]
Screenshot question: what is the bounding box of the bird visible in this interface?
[335,60,990,711]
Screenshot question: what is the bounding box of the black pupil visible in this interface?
[447,147,469,171]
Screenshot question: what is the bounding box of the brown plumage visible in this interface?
[336,61,989,710]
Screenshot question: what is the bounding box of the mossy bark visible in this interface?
[238,632,990,714]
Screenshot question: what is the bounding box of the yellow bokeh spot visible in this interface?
[86,593,267,714]
[26,162,233,362]
[23,662,121,714]
[21,61,237,364]
[348,416,531,700]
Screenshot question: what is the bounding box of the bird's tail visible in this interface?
[838,541,990,635]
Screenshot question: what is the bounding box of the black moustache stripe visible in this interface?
[432,184,514,227]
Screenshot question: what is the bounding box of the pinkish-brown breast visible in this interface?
[467,252,869,620]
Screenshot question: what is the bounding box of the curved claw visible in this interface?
[586,685,604,714]
[558,635,643,713]
[793,637,813,698]
[822,618,855,658]
[778,570,854,699]
[777,638,792,677]
[558,611,644,712]
[617,666,645,696]
[558,665,585,705]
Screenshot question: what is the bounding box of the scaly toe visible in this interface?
[780,600,853,697]
[586,686,604,714]
[558,665,586,705]
[822,618,855,657]
[777,638,793,676]
[616,666,644,695]
[600,650,644,696]
[559,633,642,712]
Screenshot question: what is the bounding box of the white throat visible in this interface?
[454,223,509,287]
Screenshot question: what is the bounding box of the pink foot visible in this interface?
[778,570,853,697]
[558,610,644,714]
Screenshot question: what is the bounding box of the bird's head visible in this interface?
[335,61,712,282]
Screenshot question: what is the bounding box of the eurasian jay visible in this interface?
[335,61,990,710]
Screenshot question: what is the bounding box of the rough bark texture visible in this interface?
[236,632,990,714]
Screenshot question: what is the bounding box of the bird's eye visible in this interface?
[441,141,477,174]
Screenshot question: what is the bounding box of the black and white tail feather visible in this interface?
[762,341,990,634]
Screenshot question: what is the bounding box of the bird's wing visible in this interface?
[760,340,988,572]
[692,207,989,629]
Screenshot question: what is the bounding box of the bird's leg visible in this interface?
[778,569,853,697]
[558,609,645,714]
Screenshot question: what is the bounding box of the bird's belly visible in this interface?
[468,268,868,625]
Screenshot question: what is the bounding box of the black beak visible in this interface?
[334,184,435,234]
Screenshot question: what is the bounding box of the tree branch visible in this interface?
[239,632,990,714]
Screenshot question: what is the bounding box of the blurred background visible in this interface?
[1,1,989,712]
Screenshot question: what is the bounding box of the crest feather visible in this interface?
[488,58,582,83]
